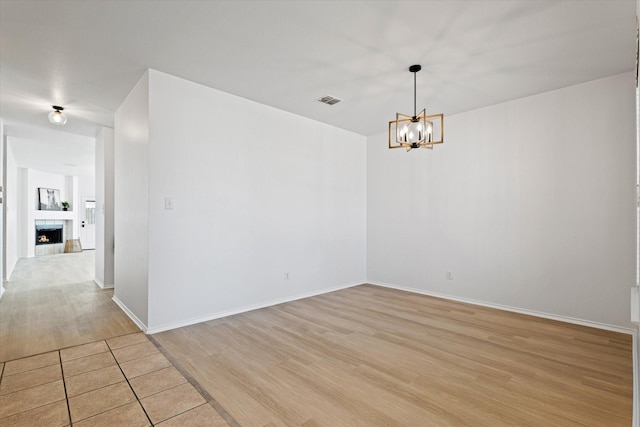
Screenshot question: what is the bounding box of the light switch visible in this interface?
[164,197,173,210]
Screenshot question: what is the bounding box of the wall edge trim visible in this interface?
[93,278,113,289]
[112,295,148,333]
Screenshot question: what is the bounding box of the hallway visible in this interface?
[0,251,139,362]
[0,252,230,426]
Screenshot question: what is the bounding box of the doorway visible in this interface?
[79,196,96,250]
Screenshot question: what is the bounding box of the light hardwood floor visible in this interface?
[0,251,139,362]
[154,284,633,427]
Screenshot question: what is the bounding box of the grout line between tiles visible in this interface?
[58,351,73,427]
[62,352,114,380]
[157,402,213,426]
[133,379,184,400]
[148,334,241,427]
[0,365,68,422]
[73,401,142,425]
[0,350,54,366]
[107,340,155,426]
[1,359,59,377]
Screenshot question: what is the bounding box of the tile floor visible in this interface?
[0,332,229,426]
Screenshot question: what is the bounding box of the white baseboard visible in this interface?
[93,278,113,289]
[145,281,362,335]
[368,281,635,335]
[0,285,4,301]
[112,295,148,333]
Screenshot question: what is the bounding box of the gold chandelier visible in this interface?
[388,65,443,151]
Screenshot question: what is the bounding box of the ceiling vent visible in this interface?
[316,95,342,106]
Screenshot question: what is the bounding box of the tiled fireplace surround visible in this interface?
[34,220,73,257]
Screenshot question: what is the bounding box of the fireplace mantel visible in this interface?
[33,210,74,220]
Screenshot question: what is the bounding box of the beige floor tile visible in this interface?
[0,400,69,427]
[129,366,187,399]
[112,341,159,364]
[0,363,62,396]
[72,401,150,427]
[62,351,116,378]
[0,380,65,419]
[106,332,148,350]
[68,381,136,423]
[60,340,109,362]
[0,362,4,376]
[120,352,171,379]
[156,403,229,427]
[140,382,206,424]
[2,351,59,376]
[65,365,125,397]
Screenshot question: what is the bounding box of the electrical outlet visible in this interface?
[446,271,453,280]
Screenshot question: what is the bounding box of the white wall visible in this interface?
[368,72,636,329]
[4,142,18,279]
[76,175,94,199]
[17,169,26,261]
[96,129,105,285]
[95,127,115,288]
[634,3,640,424]
[114,69,367,332]
[0,119,3,296]
[114,71,150,327]
[115,69,631,333]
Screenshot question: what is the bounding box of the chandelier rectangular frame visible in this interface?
[388,112,444,150]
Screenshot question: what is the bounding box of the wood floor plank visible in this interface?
[154,284,632,426]
[0,252,140,362]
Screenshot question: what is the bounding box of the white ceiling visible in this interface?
[0,1,635,173]
[8,127,95,177]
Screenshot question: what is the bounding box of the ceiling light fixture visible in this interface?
[388,65,443,151]
[48,105,67,126]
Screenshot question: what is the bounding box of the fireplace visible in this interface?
[35,224,64,245]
